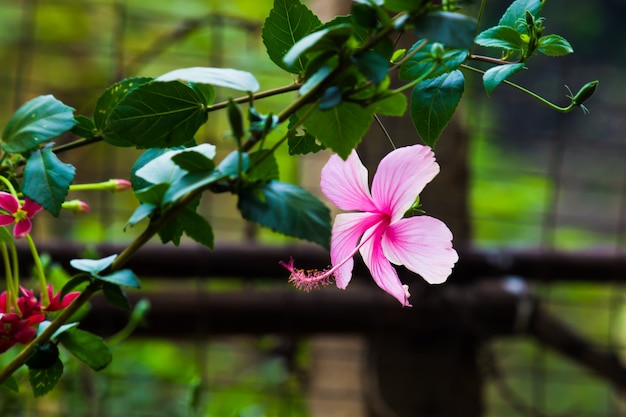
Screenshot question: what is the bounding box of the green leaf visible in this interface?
[474,25,525,51]
[287,132,325,155]
[483,63,525,95]
[23,144,76,216]
[410,70,464,147]
[134,183,170,206]
[157,199,200,246]
[26,342,59,370]
[102,282,130,310]
[227,100,244,143]
[283,24,352,69]
[60,276,91,298]
[93,77,153,146]
[190,83,216,105]
[368,92,408,117]
[135,144,216,186]
[58,328,112,371]
[262,0,322,73]
[163,170,224,205]
[352,51,389,84]
[216,151,250,178]
[499,0,543,29]
[414,12,477,50]
[384,0,421,12]
[97,269,141,288]
[126,203,156,228]
[103,81,208,148]
[2,95,75,153]
[1,375,18,392]
[248,150,280,182]
[287,115,326,155]
[171,150,216,173]
[537,34,573,56]
[238,180,331,249]
[28,358,63,397]
[177,209,214,249]
[71,115,96,138]
[301,102,373,159]
[130,148,170,192]
[70,255,117,274]
[156,67,259,92]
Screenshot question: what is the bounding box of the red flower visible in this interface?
[44,285,80,312]
[0,285,79,353]
[0,192,42,238]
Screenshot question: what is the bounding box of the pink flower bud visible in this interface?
[62,199,90,215]
[111,179,132,191]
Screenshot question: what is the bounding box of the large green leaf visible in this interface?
[23,144,76,216]
[58,328,112,371]
[238,180,331,249]
[499,0,543,29]
[103,81,208,148]
[262,0,322,73]
[28,358,63,397]
[410,70,464,147]
[93,77,153,146]
[414,12,477,50]
[483,63,525,95]
[156,67,259,92]
[474,25,525,51]
[2,95,75,153]
[301,102,373,159]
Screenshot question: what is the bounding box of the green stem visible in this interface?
[461,64,575,113]
[0,243,16,314]
[25,234,49,306]
[0,176,17,197]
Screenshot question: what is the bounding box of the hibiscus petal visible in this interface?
[360,224,412,306]
[381,216,458,284]
[13,218,32,239]
[0,192,18,214]
[371,145,440,222]
[330,212,382,289]
[0,214,14,226]
[22,198,43,217]
[321,151,377,212]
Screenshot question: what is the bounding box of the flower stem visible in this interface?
[0,243,16,313]
[461,64,576,113]
[24,234,49,306]
[0,176,18,198]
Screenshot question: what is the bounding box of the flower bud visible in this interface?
[110,179,132,191]
[571,80,599,107]
[62,199,90,215]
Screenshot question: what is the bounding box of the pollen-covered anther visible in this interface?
[279,258,334,292]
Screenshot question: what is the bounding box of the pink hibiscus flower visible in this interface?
[0,192,42,238]
[281,145,458,306]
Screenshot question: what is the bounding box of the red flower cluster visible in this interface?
[0,286,79,353]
